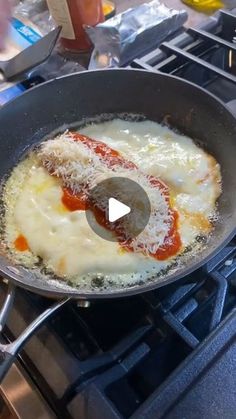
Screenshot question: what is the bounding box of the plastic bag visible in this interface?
[14,0,55,35]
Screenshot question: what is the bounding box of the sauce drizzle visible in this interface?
[62,187,88,211]
[14,234,29,252]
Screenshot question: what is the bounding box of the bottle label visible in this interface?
[46,0,75,40]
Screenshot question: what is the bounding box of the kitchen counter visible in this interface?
[114,0,211,28]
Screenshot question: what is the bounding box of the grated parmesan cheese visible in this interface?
[39,131,173,254]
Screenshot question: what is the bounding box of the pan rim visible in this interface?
[0,226,236,300]
[1,67,236,120]
[0,68,236,299]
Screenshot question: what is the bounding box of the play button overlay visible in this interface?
[86,177,151,242]
[108,198,131,222]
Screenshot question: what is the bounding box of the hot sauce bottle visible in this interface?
[46,0,104,52]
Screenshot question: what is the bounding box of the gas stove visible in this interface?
[0,9,236,419]
[131,8,236,111]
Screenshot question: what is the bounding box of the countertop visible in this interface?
[114,0,210,28]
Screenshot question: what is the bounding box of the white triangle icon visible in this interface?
[108,197,131,222]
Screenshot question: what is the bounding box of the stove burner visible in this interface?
[132,9,236,103]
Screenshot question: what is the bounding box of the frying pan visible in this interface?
[0,68,235,381]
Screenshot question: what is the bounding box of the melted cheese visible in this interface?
[2,118,221,286]
[81,119,221,244]
[3,161,169,281]
[81,119,221,203]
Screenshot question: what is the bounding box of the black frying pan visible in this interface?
[0,69,235,380]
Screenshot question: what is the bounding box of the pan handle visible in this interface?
[0,282,69,382]
[226,100,236,118]
[0,349,16,383]
[0,283,15,331]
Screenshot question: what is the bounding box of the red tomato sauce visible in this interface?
[62,187,88,211]
[151,209,181,260]
[71,132,137,170]
[14,234,29,252]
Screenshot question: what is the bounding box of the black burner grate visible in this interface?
[2,237,235,418]
[131,9,236,104]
